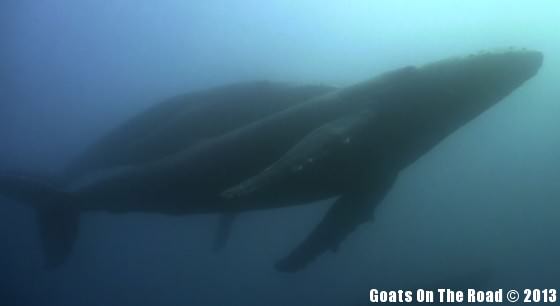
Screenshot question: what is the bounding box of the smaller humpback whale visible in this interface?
[3,82,336,266]
[58,81,335,255]
[0,49,542,271]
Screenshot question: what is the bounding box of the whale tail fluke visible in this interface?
[0,174,79,268]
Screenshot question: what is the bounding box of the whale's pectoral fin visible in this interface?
[212,212,237,252]
[0,174,79,268]
[221,111,375,199]
[37,200,79,268]
[275,174,396,272]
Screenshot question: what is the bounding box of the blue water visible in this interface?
[1,1,559,305]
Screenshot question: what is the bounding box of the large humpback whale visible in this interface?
[0,49,542,272]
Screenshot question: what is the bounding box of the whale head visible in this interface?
[400,48,544,133]
[421,48,543,102]
[365,49,543,167]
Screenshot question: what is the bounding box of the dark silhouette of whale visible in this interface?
[2,81,336,266]
[0,49,543,272]
[60,81,335,253]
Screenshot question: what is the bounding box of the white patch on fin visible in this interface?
[292,165,303,172]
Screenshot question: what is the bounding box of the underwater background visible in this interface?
[0,1,559,305]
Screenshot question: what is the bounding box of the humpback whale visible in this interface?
[0,49,542,272]
[2,81,336,266]
[59,81,335,253]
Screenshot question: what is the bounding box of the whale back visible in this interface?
[62,82,336,183]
